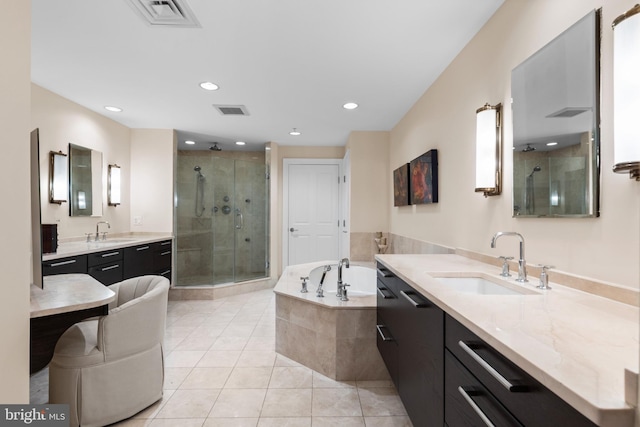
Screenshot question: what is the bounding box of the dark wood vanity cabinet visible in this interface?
[376,262,444,427]
[87,248,124,285]
[445,315,597,427]
[376,261,597,427]
[43,239,172,285]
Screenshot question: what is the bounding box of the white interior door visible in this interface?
[340,150,351,259]
[284,160,340,267]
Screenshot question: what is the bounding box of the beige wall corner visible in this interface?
[0,0,31,403]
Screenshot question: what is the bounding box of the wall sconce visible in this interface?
[613,4,640,180]
[475,103,502,196]
[49,151,68,204]
[108,164,121,206]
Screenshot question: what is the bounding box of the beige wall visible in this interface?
[346,131,390,232]
[32,84,132,240]
[0,0,31,402]
[390,0,640,289]
[130,129,175,233]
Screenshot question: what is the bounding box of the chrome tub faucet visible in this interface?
[337,258,350,300]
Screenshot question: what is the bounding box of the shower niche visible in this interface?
[175,150,268,286]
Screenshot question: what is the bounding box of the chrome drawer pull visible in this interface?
[100,251,120,258]
[457,386,495,427]
[399,290,427,307]
[100,264,120,271]
[50,259,76,267]
[458,340,519,392]
[160,270,171,276]
[376,325,394,341]
[376,287,393,299]
[136,246,150,251]
[160,251,171,256]
[376,268,393,278]
[160,241,171,245]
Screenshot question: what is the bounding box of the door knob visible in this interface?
[290,228,298,232]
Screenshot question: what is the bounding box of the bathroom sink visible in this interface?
[435,276,535,296]
[92,238,137,245]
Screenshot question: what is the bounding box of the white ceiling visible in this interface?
[31,0,504,152]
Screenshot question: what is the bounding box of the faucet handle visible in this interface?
[536,264,554,290]
[300,276,309,293]
[498,256,514,277]
[85,233,92,243]
[101,232,108,241]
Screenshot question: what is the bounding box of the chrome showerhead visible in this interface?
[209,143,222,151]
[528,165,541,177]
[194,166,201,172]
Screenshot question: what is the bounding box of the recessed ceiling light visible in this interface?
[200,81,219,91]
[235,141,246,146]
[185,140,195,145]
[547,142,558,146]
[343,102,358,110]
[289,128,301,136]
[104,106,122,112]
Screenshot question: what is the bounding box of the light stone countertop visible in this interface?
[31,274,116,318]
[42,233,173,261]
[375,253,638,427]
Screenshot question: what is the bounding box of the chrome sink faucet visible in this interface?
[95,221,110,241]
[490,232,528,283]
[337,257,350,299]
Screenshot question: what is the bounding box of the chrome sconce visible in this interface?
[49,150,68,204]
[108,164,121,206]
[475,103,502,196]
[612,4,640,180]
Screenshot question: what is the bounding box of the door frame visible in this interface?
[282,158,344,269]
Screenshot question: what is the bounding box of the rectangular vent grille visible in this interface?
[126,0,200,27]
[213,105,250,116]
[546,107,590,118]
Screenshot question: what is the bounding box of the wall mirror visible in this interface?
[511,9,600,217]
[69,143,103,217]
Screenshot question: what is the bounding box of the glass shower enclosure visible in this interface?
[175,150,269,286]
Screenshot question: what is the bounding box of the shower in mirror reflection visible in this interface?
[194,166,205,217]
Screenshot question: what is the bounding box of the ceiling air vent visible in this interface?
[213,105,250,116]
[125,0,200,27]
[546,107,590,118]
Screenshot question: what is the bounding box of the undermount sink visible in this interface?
[435,276,536,296]
[92,238,136,244]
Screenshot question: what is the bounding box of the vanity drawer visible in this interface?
[88,261,123,286]
[153,240,172,271]
[445,350,522,427]
[87,249,123,267]
[445,315,596,427]
[43,255,87,276]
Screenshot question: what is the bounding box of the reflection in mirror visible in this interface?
[49,151,68,204]
[69,143,103,217]
[511,10,600,217]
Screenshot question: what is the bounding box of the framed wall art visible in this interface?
[393,163,410,206]
[410,149,438,204]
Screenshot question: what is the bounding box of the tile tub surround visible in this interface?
[274,261,389,381]
[376,254,639,427]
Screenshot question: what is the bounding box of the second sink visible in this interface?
[434,276,537,296]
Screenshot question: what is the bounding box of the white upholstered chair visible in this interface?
[49,275,170,427]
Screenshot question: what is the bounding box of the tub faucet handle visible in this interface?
[498,256,514,277]
[536,265,554,290]
[340,283,350,301]
[300,276,309,293]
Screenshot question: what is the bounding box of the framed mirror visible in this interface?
[69,143,103,217]
[49,150,68,204]
[511,9,600,217]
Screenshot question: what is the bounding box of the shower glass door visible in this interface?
[175,151,268,287]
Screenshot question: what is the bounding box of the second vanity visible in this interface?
[375,254,638,427]
[42,234,173,285]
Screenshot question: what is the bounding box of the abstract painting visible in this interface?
[410,149,438,204]
[393,163,410,206]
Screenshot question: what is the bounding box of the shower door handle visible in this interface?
[235,208,244,229]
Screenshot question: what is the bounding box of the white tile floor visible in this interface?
[31,288,412,427]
